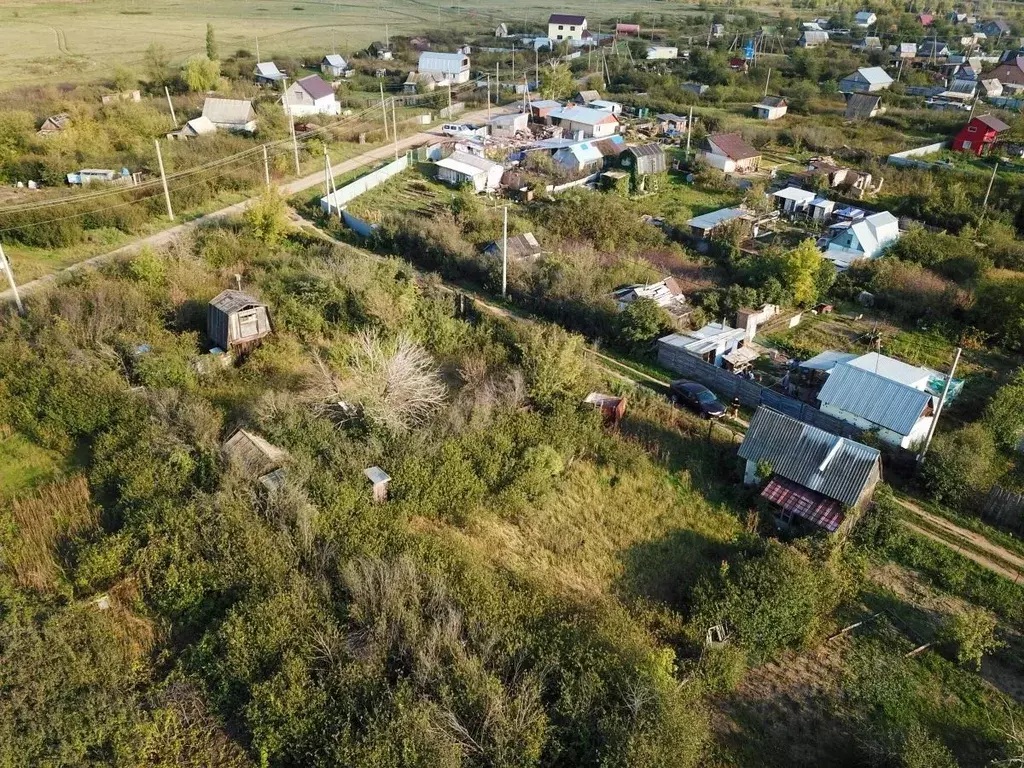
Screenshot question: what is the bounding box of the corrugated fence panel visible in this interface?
[341,210,377,237]
[321,155,410,212]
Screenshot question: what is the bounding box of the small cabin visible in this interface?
[584,392,627,426]
[207,289,272,354]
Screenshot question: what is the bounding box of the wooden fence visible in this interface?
[982,486,1024,534]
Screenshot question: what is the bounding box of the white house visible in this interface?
[817,363,935,449]
[823,210,900,269]
[646,46,678,60]
[435,151,504,192]
[202,98,257,132]
[657,322,747,368]
[551,135,625,173]
[418,51,472,84]
[839,67,894,93]
[854,11,877,27]
[550,105,619,138]
[284,75,341,116]
[321,54,349,78]
[548,13,588,41]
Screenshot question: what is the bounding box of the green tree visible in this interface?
[515,325,587,410]
[206,23,218,61]
[776,239,824,306]
[0,110,35,174]
[243,188,290,244]
[920,423,1000,507]
[984,368,1024,451]
[617,298,670,351]
[144,42,171,86]
[181,55,220,92]
[112,64,136,93]
[539,64,574,99]
[939,607,1003,670]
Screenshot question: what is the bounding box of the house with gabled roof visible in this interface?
[988,55,1024,91]
[739,407,882,534]
[484,232,542,262]
[254,61,286,84]
[854,10,877,27]
[817,363,936,448]
[855,36,882,51]
[284,74,340,116]
[953,113,1010,155]
[845,92,884,120]
[548,13,588,41]
[550,105,619,138]
[37,112,71,137]
[895,41,918,59]
[418,51,471,84]
[321,54,349,78]
[840,66,894,94]
[700,133,761,173]
[202,98,257,132]
[823,210,899,268]
[799,30,829,48]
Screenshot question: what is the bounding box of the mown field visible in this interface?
[0,0,774,85]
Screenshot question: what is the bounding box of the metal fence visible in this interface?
[657,342,861,438]
[321,155,410,212]
[982,486,1024,534]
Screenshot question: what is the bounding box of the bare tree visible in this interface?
[342,331,446,432]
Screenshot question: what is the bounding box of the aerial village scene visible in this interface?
[6,0,1024,765]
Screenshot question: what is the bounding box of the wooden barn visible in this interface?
[207,289,272,353]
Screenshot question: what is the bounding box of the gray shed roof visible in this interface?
[364,466,391,485]
[419,51,469,75]
[210,289,265,314]
[203,98,256,126]
[818,363,931,435]
[739,407,881,507]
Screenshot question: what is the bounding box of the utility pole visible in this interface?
[763,67,771,97]
[164,86,177,126]
[447,81,452,114]
[685,105,693,159]
[283,77,300,175]
[0,241,24,316]
[968,97,978,122]
[981,162,999,217]
[501,205,508,298]
[255,36,260,62]
[918,347,962,463]
[323,144,331,199]
[496,61,500,103]
[263,145,271,188]
[511,44,515,83]
[391,97,399,160]
[379,81,389,142]
[154,139,174,221]
[487,74,491,121]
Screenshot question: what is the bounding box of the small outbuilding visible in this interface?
[207,289,273,353]
[483,232,542,261]
[37,112,71,137]
[364,466,391,503]
[435,151,504,192]
[203,98,257,132]
[489,111,529,138]
[254,61,287,84]
[222,428,288,479]
[321,53,349,78]
[584,392,627,426]
[752,95,788,120]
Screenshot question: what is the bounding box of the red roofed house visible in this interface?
[700,133,762,173]
[918,13,934,26]
[952,114,1011,155]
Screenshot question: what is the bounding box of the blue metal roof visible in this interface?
[818,363,932,435]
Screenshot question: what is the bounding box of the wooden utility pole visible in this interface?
[685,105,693,159]
[981,162,999,217]
[154,139,174,221]
[0,241,24,316]
[379,81,390,142]
[918,347,962,463]
[763,67,771,97]
[164,86,177,126]
[495,61,500,103]
[501,205,508,298]
[255,36,260,62]
[262,145,271,188]
[487,74,491,120]
[281,77,300,175]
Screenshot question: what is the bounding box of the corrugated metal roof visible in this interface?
[848,352,932,387]
[817,363,931,435]
[323,54,347,67]
[799,350,857,372]
[739,407,881,507]
[296,74,334,100]
[210,289,264,313]
[687,206,749,231]
[364,466,391,485]
[419,51,469,75]
[203,98,256,126]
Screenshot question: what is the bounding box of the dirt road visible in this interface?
[0,106,501,305]
[895,496,1024,582]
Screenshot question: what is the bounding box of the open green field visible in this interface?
[0,0,776,86]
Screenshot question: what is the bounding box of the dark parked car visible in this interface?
[669,379,727,419]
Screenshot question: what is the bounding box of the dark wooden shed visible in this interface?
[584,392,627,426]
[207,289,272,353]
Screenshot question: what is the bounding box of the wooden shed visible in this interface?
[207,289,272,353]
[364,466,391,503]
[222,428,287,478]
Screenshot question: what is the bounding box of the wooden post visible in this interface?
[164,86,177,126]
[685,106,693,159]
[391,97,399,160]
[283,77,300,175]
[918,347,961,463]
[501,205,508,298]
[154,139,174,221]
[0,241,24,316]
[263,144,271,188]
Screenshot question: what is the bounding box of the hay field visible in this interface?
[0,0,772,86]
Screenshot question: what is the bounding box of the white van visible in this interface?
[441,123,485,137]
